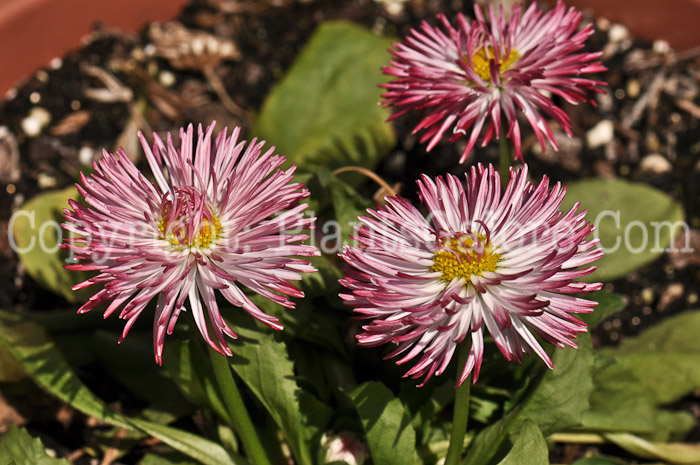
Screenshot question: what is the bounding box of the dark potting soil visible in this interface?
[1,0,699,461]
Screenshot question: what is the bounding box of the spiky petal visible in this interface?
[381,1,606,162]
[63,122,319,363]
[339,164,602,386]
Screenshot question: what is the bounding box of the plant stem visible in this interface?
[332,165,399,197]
[498,126,511,187]
[208,347,271,465]
[444,342,472,465]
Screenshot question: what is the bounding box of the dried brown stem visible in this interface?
[203,66,248,120]
[332,166,399,198]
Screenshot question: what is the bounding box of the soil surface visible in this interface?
[1,0,700,462]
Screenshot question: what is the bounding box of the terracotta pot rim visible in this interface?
[0,0,188,98]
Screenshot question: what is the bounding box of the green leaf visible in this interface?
[465,336,594,465]
[129,418,247,465]
[0,425,70,465]
[597,310,700,405]
[583,385,693,441]
[583,312,700,441]
[496,421,548,465]
[10,186,93,302]
[0,309,132,430]
[228,320,330,465]
[561,178,685,281]
[322,169,373,248]
[513,333,595,436]
[139,451,199,465]
[253,21,396,172]
[162,336,232,424]
[299,254,343,298]
[248,293,346,354]
[0,346,26,382]
[348,381,418,465]
[0,310,244,465]
[579,291,625,328]
[91,330,190,412]
[605,432,700,464]
[462,408,519,465]
[400,381,454,433]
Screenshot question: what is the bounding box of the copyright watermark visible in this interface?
[7,208,696,261]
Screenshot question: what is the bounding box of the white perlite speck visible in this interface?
[586,120,614,149]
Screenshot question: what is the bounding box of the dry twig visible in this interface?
[622,67,667,129]
[149,22,246,119]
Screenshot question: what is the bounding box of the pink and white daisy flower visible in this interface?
[62,123,318,363]
[381,1,606,162]
[339,164,602,386]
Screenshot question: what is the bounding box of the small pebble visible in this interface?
[653,40,671,54]
[21,107,51,137]
[669,229,700,268]
[36,70,49,83]
[49,57,62,69]
[37,173,57,189]
[158,70,176,87]
[608,24,629,43]
[379,0,407,16]
[586,120,614,148]
[29,91,41,104]
[688,293,698,305]
[626,79,640,99]
[641,287,655,305]
[597,92,614,112]
[0,126,20,184]
[13,193,24,207]
[71,100,81,111]
[640,153,672,174]
[131,47,146,61]
[78,146,95,165]
[596,17,611,31]
[659,283,684,311]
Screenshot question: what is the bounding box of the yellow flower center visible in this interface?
[430,233,500,284]
[469,46,520,82]
[157,215,222,250]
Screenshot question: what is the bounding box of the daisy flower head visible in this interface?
[381,1,606,162]
[62,122,318,364]
[339,164,603,386]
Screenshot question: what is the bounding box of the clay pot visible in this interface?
[544,0,700,50]
[2,0,699,97]
[0,0,189,97]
